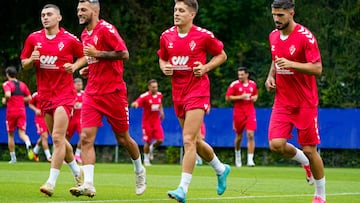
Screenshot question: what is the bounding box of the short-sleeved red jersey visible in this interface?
[20,28,83,109]
[80,20,128,95]
[226,80,258,114]
[135,91,163,127]
[157,25,224,102]
[269,24,321,108]
[2,80,31,113]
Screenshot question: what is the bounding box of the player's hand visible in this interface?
[193,61,208,77]
[265,76,276,91]
[35,109,41,115]
[31,46,40,62]
[275,56,293,69]
[79,66,89,78]
[162,64,173,76]
[83,44,98,57]
[63,63,75,73]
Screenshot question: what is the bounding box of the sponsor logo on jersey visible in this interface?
[171,56,191,70]
[39,55,58,69]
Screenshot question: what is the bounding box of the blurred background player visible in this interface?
[29,91,52,162]
[225,66,258,167]
[131,79,165,166]
[2,66,33,163]
[66,77,84,164]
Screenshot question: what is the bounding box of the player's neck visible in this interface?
[86,18,99,31]
[177,23,193,35]
[45,27,60,36]
[280,21,296,36]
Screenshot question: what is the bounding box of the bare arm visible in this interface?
[21,47,40,70]
[265,61,276,92]
[193,50,227,77]
[83,44,129,60]
[275,57,322,76]
[159,58,173,76]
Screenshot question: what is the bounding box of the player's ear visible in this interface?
[58,14,63,22]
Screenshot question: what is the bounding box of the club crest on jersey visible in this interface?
[289,45,296,55]
[189,40,196,51]
[58,42,64,51]
[36,42,42,49]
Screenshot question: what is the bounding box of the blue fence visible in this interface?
[0,107,359,149]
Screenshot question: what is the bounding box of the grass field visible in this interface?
[0,162,359,203]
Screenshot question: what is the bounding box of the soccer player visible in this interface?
[20,4,86,196]
[265,0,326,202]
[225,67,258,167]
[29,91,52,162]
[2,66,33,164]
[66,78,84,164]
[131,79,165,166]
[158,0,230,202]
[69,0,146,197]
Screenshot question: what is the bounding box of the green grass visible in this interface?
[0,162,359,203]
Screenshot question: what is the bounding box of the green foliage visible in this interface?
[1,0,360,107]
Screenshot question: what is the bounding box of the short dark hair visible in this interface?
[74,77,83,83]
[237,66,248,73]
[147,79,158,86]
[175,0,198,13]
[79,0,100,6]
[5,66,17,78]
[43,4,61,13]
[271,0,295,9]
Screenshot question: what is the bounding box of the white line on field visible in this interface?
[46,192,360,203]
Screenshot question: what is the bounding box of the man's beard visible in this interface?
[276,21,290,30]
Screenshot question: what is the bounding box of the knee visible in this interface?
[302,146,317,159]
[269,141,285,154]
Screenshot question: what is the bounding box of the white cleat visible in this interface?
[135,168,146,195]
[69,182,96,197]
[40,182,55,197]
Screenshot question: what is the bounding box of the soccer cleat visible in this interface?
[144,160,152,166]
[247,160,255,167]
[135,168,146,195]
[69,182,96,197]
[217,164,231,195]
[33,153,39,162]
[312,196,326,203]
[303,165,315,185]
[74,167,84,186]
[167,187,186,203]
[74,155,82,164]
[40,182,55,197]
[28,148,34,160]
[8,159,16,164]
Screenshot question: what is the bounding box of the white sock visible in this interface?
[149,144,154,153]
[179,172,192,193]
[291,148,309,166]
[25,140,31,149]
[235,150,241,159]
[132,156,144,174]
[315,177,326,200]
[144,153,150,162]
[67,159,81,177]
[10,152,16,161]
[248,154,254,162]
[209,154,225,175]
[75,148,81,156]
[82,164,94,185]
[44,149,51,160]
[47,168,60,186]
[33,144,41,154]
